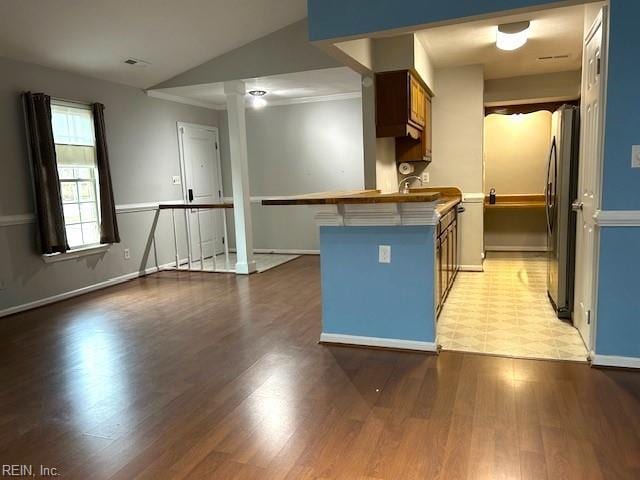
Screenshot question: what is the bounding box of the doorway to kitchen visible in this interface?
[421,2,607,361]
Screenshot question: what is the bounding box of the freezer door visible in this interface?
[547,106,579,318]
[546,134,559,309]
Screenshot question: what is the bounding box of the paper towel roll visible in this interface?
[398,162,414,175]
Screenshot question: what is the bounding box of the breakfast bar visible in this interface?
[263,189,459,352]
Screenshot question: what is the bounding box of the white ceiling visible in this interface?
[0,0,307,88]
[150,67,362,108]
[416,5,585,79]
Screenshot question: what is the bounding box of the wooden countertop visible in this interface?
[261,189,440,206]
[436,197,461,215]
[409,186,462,215]
[484,194,546,209]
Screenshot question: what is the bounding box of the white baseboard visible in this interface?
[591,353,640,369]
[459,264,484,272]
[485,246,549,252]
[253,248,319,255]
[230,248,320,255]
[0,261,176,319]
[319,332,437,352]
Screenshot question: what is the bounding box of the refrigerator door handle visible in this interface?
[545,137,557,234]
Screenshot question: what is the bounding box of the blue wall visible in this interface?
[602,1,640,210]
[596,228,640,357]
[308,0,561,41]
[320,226,435,342]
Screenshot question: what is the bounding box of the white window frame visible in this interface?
[43,100,109,262]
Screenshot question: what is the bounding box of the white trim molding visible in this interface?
[319,333,438,353]
[459,264,484,272]
[147,90,361,111]
[594,210,640,227]
[462,192,485,204]
[146,90,224,110]
[485,245,550,252]
[1,201,184,227]
[312,201,440,227]
[250,248,320,255]
[42,244,110,263]
[268,91,361,107]
[116,200,183,214]
[0,213,35,227]
[0,261,177,319]
[591,353,640,369]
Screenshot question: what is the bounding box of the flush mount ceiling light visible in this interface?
[496,21,530,51]
[248,90,267,109]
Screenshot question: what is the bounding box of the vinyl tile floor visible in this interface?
[438,252,589,362]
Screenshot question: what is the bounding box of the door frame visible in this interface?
[575,6,609,355]
[176,122,225,262]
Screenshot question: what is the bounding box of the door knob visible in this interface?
[572,200,584,211]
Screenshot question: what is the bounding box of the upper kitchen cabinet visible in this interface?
[375,69,433,162]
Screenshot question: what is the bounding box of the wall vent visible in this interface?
[537,54,570,60]
[124,58,151,67]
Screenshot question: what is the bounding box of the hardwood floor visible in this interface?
[1,256,639,479]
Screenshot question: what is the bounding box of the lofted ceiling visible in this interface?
[416,5,586,79]
[0,0,307,88]
[149,67,362,108]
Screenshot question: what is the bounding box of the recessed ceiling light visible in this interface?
[496,21,530,51]
[248,90,267,109]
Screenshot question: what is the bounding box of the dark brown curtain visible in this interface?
[22,92,68,254]
[92,103,120,244]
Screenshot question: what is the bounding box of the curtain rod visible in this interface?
[51,96,93,107]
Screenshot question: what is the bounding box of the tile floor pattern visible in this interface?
[438,252,589,362]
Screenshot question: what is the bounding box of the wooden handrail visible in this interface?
[159,203,233,210]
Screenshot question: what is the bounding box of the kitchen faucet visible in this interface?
[398,175,423,194]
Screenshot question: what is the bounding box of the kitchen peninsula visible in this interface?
[263,188,461,352]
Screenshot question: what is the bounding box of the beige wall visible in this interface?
[484,111,551,194]
[429,65,484,193]
[484,71,581,106]
[484,210,547,251]
[427,65,485,270]
[0,56,219,314]
[219,98,364,251]
[484,111,551,251]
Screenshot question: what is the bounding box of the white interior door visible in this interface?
[179,124,224,262]
[573,8,607,350]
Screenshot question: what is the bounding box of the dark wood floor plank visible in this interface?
[0,256,638,479]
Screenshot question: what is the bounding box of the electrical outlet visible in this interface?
[632,145,640,168]
[123,248,131,260]
[379,245,391,264]
[172,176,182,185]
[421,171,430,184]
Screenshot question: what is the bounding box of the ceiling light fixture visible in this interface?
[248,90,267,109]
[496,21,530,51]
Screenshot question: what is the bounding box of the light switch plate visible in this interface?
[172,175,182,185]
[632,145,640,168]
[379,245,391,264]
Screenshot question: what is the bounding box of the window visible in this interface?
[51,102,101,249]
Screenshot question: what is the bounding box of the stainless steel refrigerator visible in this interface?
[546,105,580,319]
